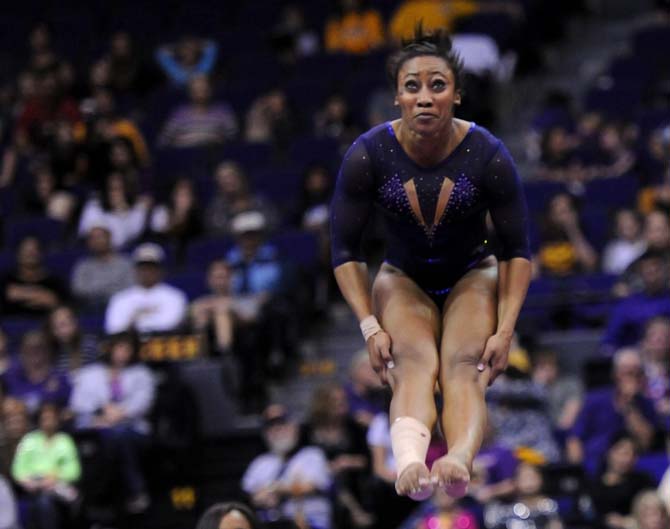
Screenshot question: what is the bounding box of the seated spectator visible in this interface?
[104,31,158,96]
[631,490,669,529]
[270,3,319,64]
[603,251,670,350]
[45,306,99,375]
[0,236,70,318]
[486,347,561,463]
[314,94,359,147]
[484,462,563,529]
[149,177,204,262]
[637,125,670,205]
[587,433,656,529]
[617,210,670,296]
[0,473,19,529]
[534,125,582,182]
[205,161,277,237]
[0,399,30,477]
[398,487,479,529]
[190,260,235,355]
[530,349,583,431]
[304,383,371,529]
[78,172,152,250]
[158,75,237,148]
[245,89,296,148]
[26,23,60,76]
[105,243,187,334]
[71,223,135,308]
[344,349,385,428]
[242,404,332,529]
[196,501,263,529]
[324,0,384,54]
[535,193,597,277]
[155,36,219,87]
[585,121,635,179]
[11,403,80,529]
[602,208,647,275]
[567,349,659,474]
[639,317,670,422]
[2,331,71,414]
[22,163,77,224]
[69,331,156,513]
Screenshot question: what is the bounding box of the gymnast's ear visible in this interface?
[454,91,462,105]
[394,98,399,106]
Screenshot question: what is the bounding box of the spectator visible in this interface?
[196,501,264,529]
[241,404,332,529]
[71,223,135,308]
[602,208,647,275]
[660,466,670,514]
[486,347,562,463]
[0,236,70,318]
[245,89,296,148]
[69,331,155,513]
[105,243,187,334]
[48,119,88,188]
[2,331,71,414]
[304,383,371,529]
[0,473,19,529]
[603,251,670,350]
[366,86,399,128]
[204,161,277,237]
[344,349,385,428]
[314,94,359,147]
[484,462,563,529]
[398,487,479,529]
[530,349,583,430]
[631,490,669,529]
[587,433,656,529]
[191,260,235,355]
[26,23,59,75]
[78,172,152,249]
[104,31,158,96]
[642,209,670,255]
[44,306,99,375]
[158,75,237,147]
[155,36,219,87]
[0,399,30,477]
[389,0,481,42]
[567,349,659,474]
[324,0,385,55]
[535,193,597,276]
[270,3,319,64]
[11,403,80,529]
[149,177,204,262]
[639,317,670,422]
[22,163,77,223]
[106,136,143,185]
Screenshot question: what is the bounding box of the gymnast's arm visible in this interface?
[330,139,376,321]
[480,143,532,381]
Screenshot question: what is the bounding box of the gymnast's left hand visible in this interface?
[478,332,512,385]
[367,331,394,386]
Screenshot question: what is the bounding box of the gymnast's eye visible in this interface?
[404,80,419,91]
[432,79,446,91]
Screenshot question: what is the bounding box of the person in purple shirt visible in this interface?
[2,330,71,414]
[330,27,531,500]
[602,250,670,352]
[567,349,658,475]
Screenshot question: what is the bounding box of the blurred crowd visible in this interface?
[0,0,667,528]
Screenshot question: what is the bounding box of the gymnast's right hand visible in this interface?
[366,331,394,385]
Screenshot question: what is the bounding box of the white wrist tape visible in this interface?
[360,315,383,341]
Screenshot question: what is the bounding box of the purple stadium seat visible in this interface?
[5,217,67,250]
[251,167,303,204]
[523,181,567,214]
[584,176,638,209]
[45,249,88,282]
[271,229,318,269]
[220,141,275,171]
[165,270,208,301]
[635,452,669,484]
[289,135,340,169]
[584,81,643,119]
[185,237,233,269]
[580,208,611,252]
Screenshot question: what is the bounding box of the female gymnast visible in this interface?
[330,28,531,500]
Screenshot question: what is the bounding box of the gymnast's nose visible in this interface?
[417,88,433,107]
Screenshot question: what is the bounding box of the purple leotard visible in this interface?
[330,121,530,306]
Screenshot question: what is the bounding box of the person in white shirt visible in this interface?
[602,208,647,275]
[105,243,187,334]
[241,404,332,529]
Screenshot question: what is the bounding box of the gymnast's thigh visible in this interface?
[371,264,441,381]
[439,257,498,384]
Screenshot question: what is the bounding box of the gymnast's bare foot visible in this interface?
[430,453,470,498]
[396,461,434,501]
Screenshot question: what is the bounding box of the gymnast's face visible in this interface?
[395,55,461,135]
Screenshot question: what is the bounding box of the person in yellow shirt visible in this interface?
[325,0,385,54]
[12,403,80,529]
